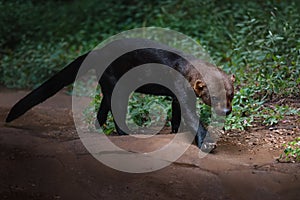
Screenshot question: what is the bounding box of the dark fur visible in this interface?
[6,46,234,150]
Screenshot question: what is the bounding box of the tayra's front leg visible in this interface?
[194,121,217,153]
[185,113,217,153]
[174,86,216,152]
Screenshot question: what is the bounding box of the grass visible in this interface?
[1,0,299,141]
[279,137,300,163]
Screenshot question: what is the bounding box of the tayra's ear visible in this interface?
[230,74,235,82]
[193,79,206,96]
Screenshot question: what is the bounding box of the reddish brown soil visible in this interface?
[0,88,299,200]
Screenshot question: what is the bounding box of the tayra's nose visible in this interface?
[223,108,232,116]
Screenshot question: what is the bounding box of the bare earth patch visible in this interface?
[0,88,299,200]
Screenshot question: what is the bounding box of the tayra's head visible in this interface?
[193,68,235,116]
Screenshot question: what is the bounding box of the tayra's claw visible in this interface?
[200,139,217,153]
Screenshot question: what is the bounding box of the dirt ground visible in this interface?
[0,88,299,200]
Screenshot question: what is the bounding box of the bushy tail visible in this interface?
[6,52,89,122]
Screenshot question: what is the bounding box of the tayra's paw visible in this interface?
[200,137,217,153]
[115,126,129,135]
[200,141,217,153]
[117,130,128,135]
[95,118,106,130]
[95,120,101,129]
[171,128,178,133]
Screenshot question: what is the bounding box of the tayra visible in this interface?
[5,39,235,151]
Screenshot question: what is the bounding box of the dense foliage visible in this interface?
[1,0,299,134]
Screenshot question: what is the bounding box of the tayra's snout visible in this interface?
[215,108,232,116]
[224,108,232,116]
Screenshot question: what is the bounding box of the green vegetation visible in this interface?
[1,0,299,136]
[280,137,300,162]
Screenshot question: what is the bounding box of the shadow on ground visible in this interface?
[0,88,299,200]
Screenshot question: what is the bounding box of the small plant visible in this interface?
[126,93,171,129]
[261,105,299,126]
[83,91,172,135]
[279,137,300,163]
[1,0,300,134]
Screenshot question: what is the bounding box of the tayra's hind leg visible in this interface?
[110,91,130,135]
[171,97,181,133]
[95,93,128,135]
